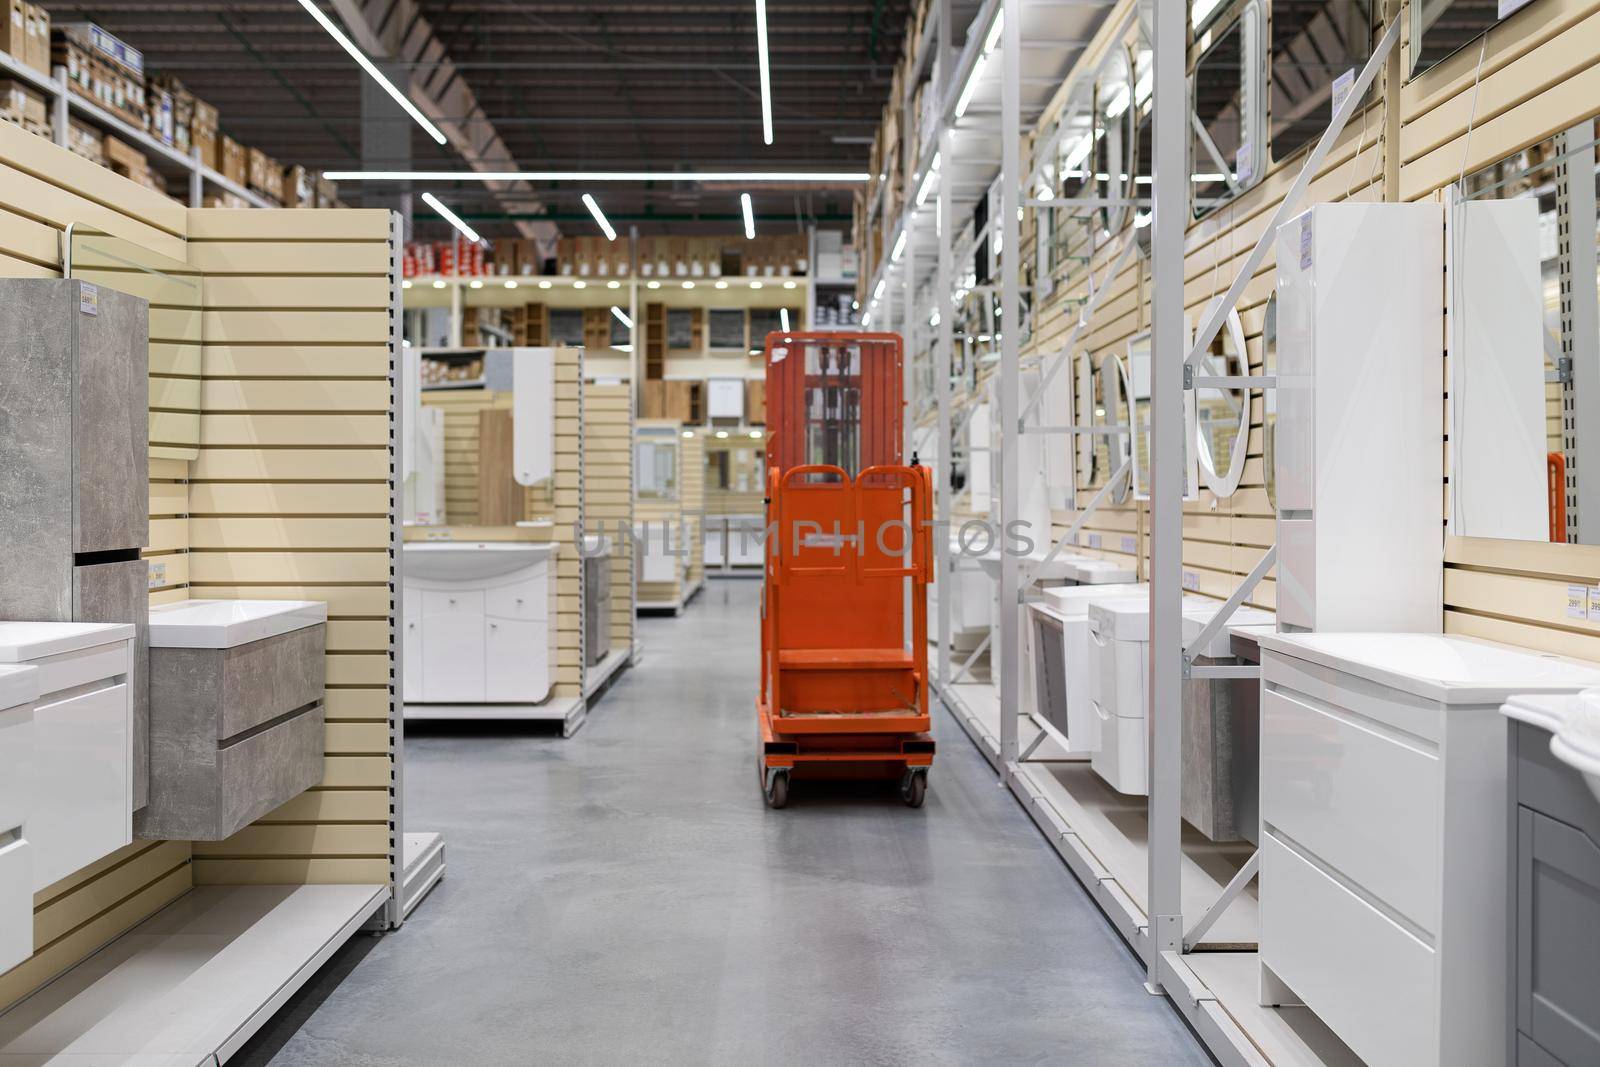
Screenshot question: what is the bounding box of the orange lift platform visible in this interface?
[756,331,935,808]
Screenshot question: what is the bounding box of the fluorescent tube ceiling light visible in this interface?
[954,12,1003,118]
[741,193,756,240]
[891,230,907,262]
[321,170,867,183]
[294,0,446,145]
[611,306,634,329]
[779,307,790,331]
[583,193,618,241]
[755,0,774,145]
[420,192,481,243]
[915,152,941,206]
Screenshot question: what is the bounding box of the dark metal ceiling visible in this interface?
[45,0,920,237]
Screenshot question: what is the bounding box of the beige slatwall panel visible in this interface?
[550,349,585,697]
[681,432,706,587]
[584,380,635,653]
[184,208,396,887]
[0,124,196,1011]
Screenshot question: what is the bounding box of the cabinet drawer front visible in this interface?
[1519,809,1600,1067]
[486,619,549,703]
[421,589,484,617]
[33,642,130,699]
[32,682,131,890]
[1262,684,1441,932]
[0,702,32,832]
[486,577,547,622]
[1262,832,1437,1067]
[0,834,32,973]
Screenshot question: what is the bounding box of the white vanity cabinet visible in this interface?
[0,664,39,973]
[403,543,556,708]
[1256,632,1600,1067]
[1036,583,1144,755]
[0,622,136,894]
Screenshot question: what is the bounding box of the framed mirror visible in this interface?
[1129,329,1200,502]
[1093,352,1134,504]
[1191,4,1263,218]
[1410,0,1502,78]
[1094,45,1136,235]
[1077,353,1097,484]
[1194,297,1251,498]
[1263,291,1279,511]
[1270,1,1374,164]
[636,426,681,502]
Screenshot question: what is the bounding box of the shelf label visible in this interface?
[1568,585,1588,619]
[1299,216,1314,271]
[1120,535,1137,554]
[1086,533,1102,549]
[79,283,98,316]
[147,561,165,589]
[1331,68,1356,115]
[1587,585,1600,622]
[1183,570,1201,592]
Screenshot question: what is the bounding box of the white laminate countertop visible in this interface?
[0,664,38,709]
[149,599,327,649]
[1258,631,1600,704]
[0,621,136,662]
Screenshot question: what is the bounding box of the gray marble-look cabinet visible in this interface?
[138,610,328,842]
[0,279,150,808]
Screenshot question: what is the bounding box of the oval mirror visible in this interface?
[1096,352,1133,504]
[1194,297,1251,499]
[1262,291,1278,512]
[1094,46,1135,235]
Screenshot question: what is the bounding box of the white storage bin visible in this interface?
[0,622,135,893]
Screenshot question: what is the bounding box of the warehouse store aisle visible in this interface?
[242,580,1209,1065]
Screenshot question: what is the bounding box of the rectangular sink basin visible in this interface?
[1258,632,1600,704]
[149,599,327,649]
[404,541,557,581]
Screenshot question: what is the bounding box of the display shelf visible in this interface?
[0,885,388,1064]
[404,694,588,736]
[0,49,275,209]
[582,646,630,700]
[420,378,487,392]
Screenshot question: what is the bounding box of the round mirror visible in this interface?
[1093,46,1135,235]
[1194,297,1250,499]
[1262,292,1278,512]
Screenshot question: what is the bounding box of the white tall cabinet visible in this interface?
[1274,203,1443,633]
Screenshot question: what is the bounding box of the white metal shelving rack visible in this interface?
[0,48,275,209]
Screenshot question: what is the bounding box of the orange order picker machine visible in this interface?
[756,331,935,808]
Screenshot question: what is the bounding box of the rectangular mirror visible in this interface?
[1270,1,1373,163]
[636,427,681,502]
[68,227,202,461]
[708,308,746,350]
[1453,125,1598,543]
[1191,5,1262,217]
[1411,0,1502,78]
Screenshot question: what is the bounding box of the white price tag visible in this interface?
[1120,535,1137,554]
[1183,571,1201,592]
[1568,585,1589,620]
[79,282,98,316]
[1330,68,1356,115]
[1587,586,1600,622]
[1087,533,1103,550]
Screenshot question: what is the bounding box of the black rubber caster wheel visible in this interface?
[764,770,790,809]
[900,769,927,808]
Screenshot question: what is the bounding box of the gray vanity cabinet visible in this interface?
[1508,717,1600,1066]
[0,279,151,808]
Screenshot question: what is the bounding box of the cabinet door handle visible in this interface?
[515,598,524,606]
[448,598,457,606]
[490,622,498,630]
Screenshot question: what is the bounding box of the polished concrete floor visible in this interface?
[242,579,1211,1065]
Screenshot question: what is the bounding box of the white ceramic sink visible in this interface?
[1067,558,1138,584]
[1260,632,1600,704]
[404,541,556,581]
[1504,688,1600,807]
[149,599,327,649]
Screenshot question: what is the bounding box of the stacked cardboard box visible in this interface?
[314,175,338,207]
[283,164,314,207]
[246,146,283,203]
[63,115,100,162]
[0,78,48,136]
[0,2,51,77]
[220,134,245,185]
[53,23,146,129]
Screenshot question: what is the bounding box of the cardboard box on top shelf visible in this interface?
[284,164,314,207]
[55,22,143,78]
[653,237,670,278]
[0,78,47,127]
[23,3,47,75]
[246,147,271,192]
[220,135,246,185]
[0,0,24,68]
[145,84,174,146]
[556,236,574,275]
[636,236,655,277]
[595,235,613,277]
[191,123,216,169]
[191,94,217,131]
[65,116,101,162]
[315,175,338,207]
[103,134,146,175]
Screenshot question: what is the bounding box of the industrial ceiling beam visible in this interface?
[326,0,555,242]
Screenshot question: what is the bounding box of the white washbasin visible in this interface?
[1506,688,1600,808]
[149,599,327,649]
[404,541,556,581]
[1260,632,1600,704]
[975,549,1086,583]
[1067,558,1138,584]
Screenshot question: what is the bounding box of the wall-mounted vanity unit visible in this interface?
[403,542,557,708]
[1274,203,1443,632]
[0,622,136,894]
[1033,584,1145,756]
[1501,690,1600,1067]
[137,600,328,841]
[0,279,151,810]
[1256,632,1600,1067]
[0,664,38,974]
